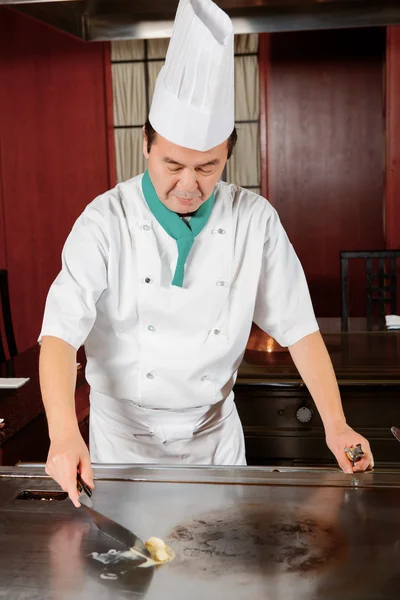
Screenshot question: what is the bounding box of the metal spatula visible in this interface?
[77,473,151,559]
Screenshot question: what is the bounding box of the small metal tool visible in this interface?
[344,443,364,467]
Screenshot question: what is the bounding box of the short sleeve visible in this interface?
[253,208,319,347]
[38,212,108,350]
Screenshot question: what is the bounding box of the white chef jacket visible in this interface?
[39,175,319,464]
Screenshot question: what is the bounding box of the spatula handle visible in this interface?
[77,472,93,498]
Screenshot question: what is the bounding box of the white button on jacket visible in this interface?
[40,175,318,465]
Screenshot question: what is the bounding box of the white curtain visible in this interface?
[227,35,260,194]
[111,34,260,194]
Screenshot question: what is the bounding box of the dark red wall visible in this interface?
[0,8,115,352]
[386,26,400,251]
[259,28,386,317]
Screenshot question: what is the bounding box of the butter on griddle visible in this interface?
[145,537,175,564]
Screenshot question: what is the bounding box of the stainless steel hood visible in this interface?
[2,0,400,41]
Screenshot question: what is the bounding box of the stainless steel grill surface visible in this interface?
[0,465,400,599]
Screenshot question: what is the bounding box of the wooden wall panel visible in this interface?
[386,26,400,250]
[0,144,6,270]
[0,8,114,352]
[264,28,385,317]
[103,42,117,188]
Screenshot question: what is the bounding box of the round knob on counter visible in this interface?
[296,406,313,423]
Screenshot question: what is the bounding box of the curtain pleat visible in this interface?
[227,123,260,188]
[114,129,146,184]
[111,40,144,61]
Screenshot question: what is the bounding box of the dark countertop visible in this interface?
[1,465,400,600]
[0,345,87,448]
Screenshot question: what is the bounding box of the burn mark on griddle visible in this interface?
[204,531,224,543]
[282,524,343,574]
[166,503,348,579]
[169,525,194,542]
[183,547,239,559]
[271,519,315,536]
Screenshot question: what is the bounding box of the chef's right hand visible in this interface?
[45,431,94,508]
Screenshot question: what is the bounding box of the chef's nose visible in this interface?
[178,168,199,192]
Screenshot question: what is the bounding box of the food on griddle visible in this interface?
[145,537,175,564]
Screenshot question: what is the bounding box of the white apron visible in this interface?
[89,391,245,464]
[39,175,319,465]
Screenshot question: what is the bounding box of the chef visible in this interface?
[39,0,374,507]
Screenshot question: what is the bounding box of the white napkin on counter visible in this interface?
[0,378,30,389]
[385,315,400,330]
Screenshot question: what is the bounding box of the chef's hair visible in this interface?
[144,119,237,159]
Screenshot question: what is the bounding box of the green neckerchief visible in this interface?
[141,170,215,287]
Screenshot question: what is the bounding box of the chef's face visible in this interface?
[143,132,228,214]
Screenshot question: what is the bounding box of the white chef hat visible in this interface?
[149,0,235,152]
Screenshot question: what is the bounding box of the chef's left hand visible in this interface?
[325,422,374,473]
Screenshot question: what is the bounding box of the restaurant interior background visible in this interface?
[3,6,400,596]
[0,1,400,467]
[1,6,399,352]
